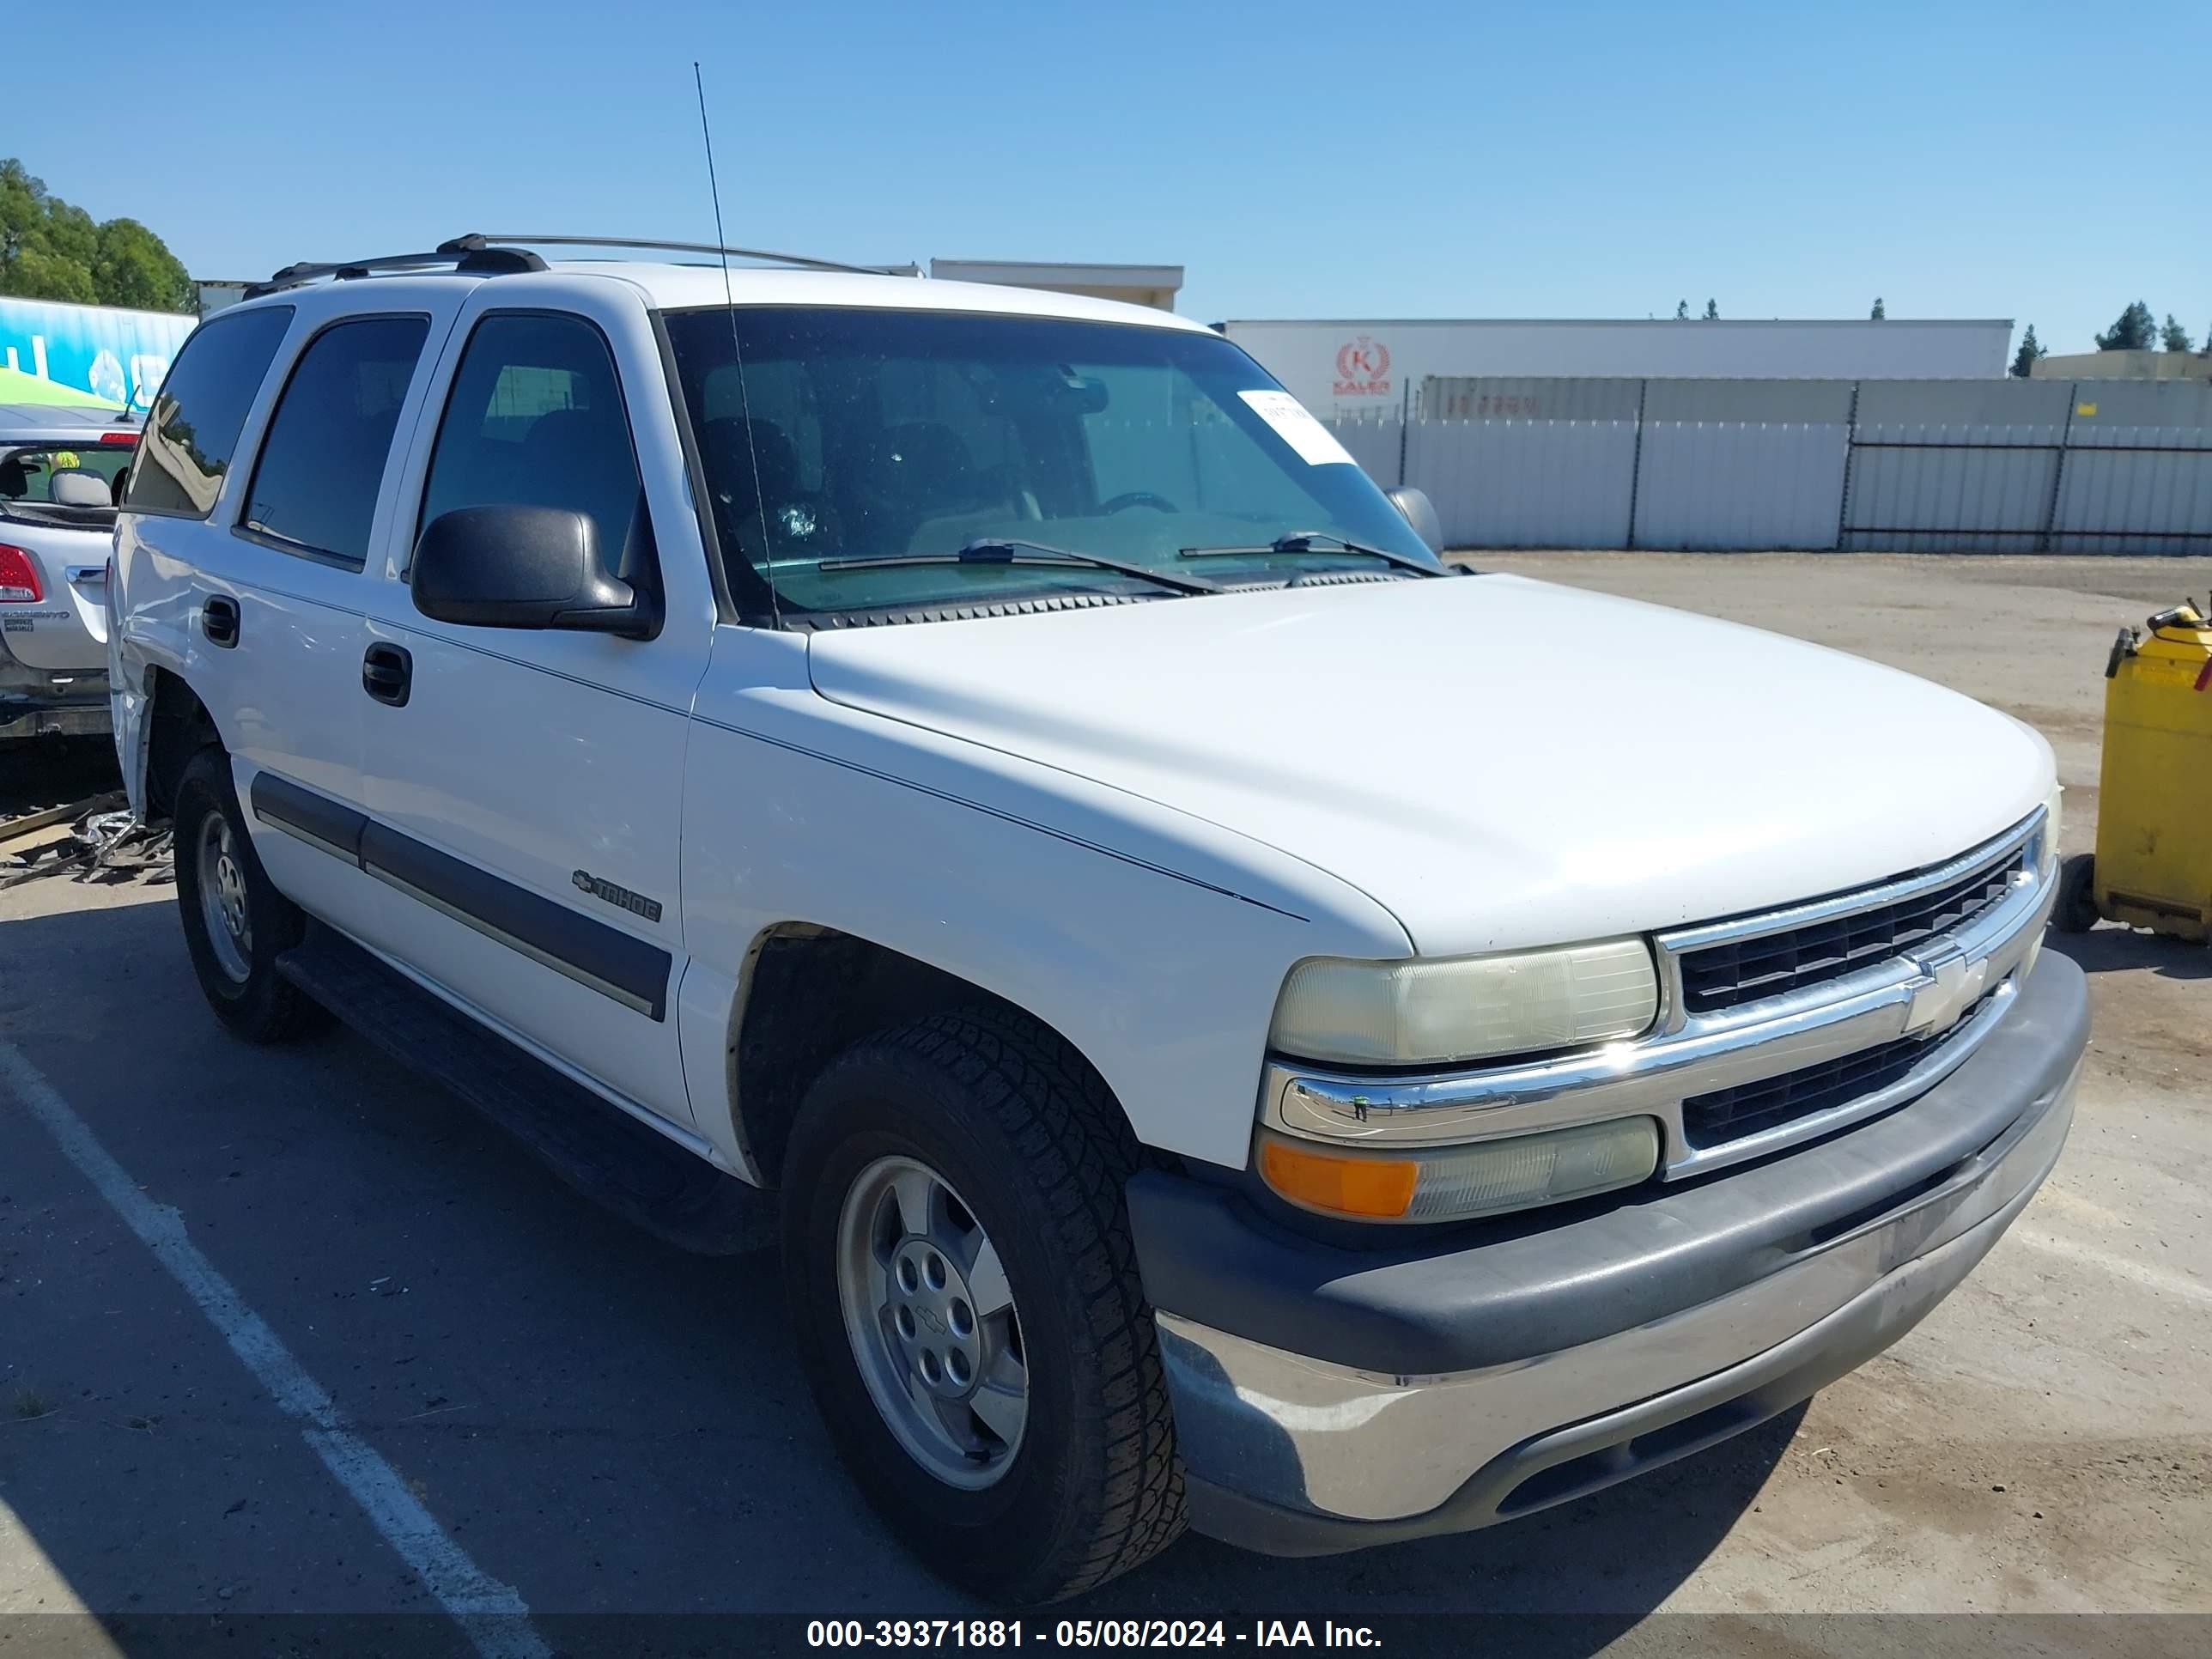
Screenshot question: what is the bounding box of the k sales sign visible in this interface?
[1333,335,1392,398]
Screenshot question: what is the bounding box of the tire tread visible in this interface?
[872,1007,1187,1600]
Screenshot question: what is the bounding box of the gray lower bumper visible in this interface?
[1134,949,2087,1555]
[0,697,111,738]
[0,635,109,738]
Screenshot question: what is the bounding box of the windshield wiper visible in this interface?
[1176,532,1444,577]
[817,538,1220,596]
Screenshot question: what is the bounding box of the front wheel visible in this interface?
[781,1010,1185,1604]
[2053,852,2100,934]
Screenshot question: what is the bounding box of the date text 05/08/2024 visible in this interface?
[805,1620,1383,1649]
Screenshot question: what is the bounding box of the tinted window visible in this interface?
[124,306,294,517]
[240,316,430,565]
[418,313,646,577]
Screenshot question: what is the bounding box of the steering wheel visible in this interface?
[1099,491,1179,514]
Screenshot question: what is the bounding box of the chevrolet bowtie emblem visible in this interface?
[1905,946,1989,1036]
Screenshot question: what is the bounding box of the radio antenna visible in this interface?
[694,61,781,627]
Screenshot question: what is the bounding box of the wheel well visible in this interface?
[144,667,222,821]
[732,927,1085,1188]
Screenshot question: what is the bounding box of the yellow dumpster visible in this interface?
[2055,602,2212,942]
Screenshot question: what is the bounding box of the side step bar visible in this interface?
[276,924,775,1255]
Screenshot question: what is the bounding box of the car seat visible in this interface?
[48,468,112,508]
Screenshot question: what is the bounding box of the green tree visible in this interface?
[2009,325,2045,378]
[94,219,194,311]
[2094,301,2157,352]
[1674,299,1689,319]
[2160,313,2194,353]
[1703,298,1719,319]
[0,158,192,312]
[1870,296,1886,319]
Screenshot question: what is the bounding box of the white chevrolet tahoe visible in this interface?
[111,235,2086,1605]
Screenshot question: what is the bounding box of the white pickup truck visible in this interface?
[111,236,2086,1605]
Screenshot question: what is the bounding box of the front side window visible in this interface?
[124,305,294,518]
[661,306,1438,620]
[240,315,430,566]
[417,312,648,579]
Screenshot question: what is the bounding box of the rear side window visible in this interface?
[0,444,135,507]
[418,312,647,578]
[240,315,431,567]
[124,306,294,518]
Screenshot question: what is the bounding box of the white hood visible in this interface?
[806,574,2051,956]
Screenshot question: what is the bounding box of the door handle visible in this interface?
[362,642,413,708]
[202,594,240,648]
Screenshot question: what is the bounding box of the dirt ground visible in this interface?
[2,556,2208,1656]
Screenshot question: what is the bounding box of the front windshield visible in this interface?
[660,306,1440,619]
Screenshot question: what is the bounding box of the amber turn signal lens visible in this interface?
[1258,1138,1419,1219]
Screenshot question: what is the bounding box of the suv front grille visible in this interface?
[1677,848,2026,1016]
[1681,993,1994,1149]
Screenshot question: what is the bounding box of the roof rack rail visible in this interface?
[464,234,909,276]
[242,235,544,299]
[240,233,908,301]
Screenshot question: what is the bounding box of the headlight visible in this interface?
[1257,1117,1660,1224]
[2044,782,2063,860]
[1268,939,1659,1066]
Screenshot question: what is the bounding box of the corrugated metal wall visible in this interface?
[1407,380,1639,548]
[1838,380,2070,552]
[2049,382,2212,555]
[1635,380,1853,550]
[1326,377,2212,553]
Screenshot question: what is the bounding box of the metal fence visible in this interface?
[1328,377,2212,553]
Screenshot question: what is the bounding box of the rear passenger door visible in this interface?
[120,294,462,943]
[353,285,714,1133]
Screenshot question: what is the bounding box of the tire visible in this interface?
[2053,852,2100,935]
[781,1009,1185,1604]
[172,747,325,1042]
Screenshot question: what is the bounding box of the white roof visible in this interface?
[567,262,1208,330]
[228,258,1212,334]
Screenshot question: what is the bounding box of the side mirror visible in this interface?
[411,505,657,638]
[1385,486,1443,554]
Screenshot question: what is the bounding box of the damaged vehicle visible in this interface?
[109,237,2087,1604]
[1,403,137,742]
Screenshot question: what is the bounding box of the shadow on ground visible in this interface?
[2045,923,2212,982]
[1,895,1789,1651]
[0,737,120,821]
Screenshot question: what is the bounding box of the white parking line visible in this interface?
[2013,1226,2212,1310]
[0,1039,550,1659]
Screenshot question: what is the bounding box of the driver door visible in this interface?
[350,285,715,1130]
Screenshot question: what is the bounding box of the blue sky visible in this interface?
[20,0,2209,355]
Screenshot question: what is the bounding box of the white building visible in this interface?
[1221,318,2014,416]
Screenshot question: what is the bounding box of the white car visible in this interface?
[109,236,2085,1604]
[1,403,138,741]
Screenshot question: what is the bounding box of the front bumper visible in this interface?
[1129,947,2087,1556]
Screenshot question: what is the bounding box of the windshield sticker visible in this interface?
[1237,391,1356,466]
